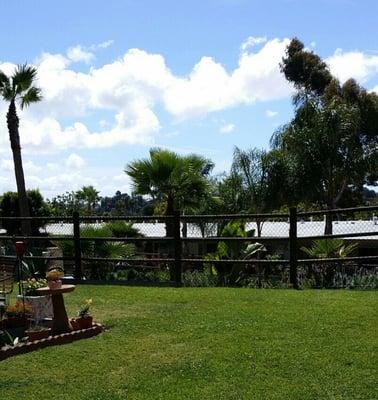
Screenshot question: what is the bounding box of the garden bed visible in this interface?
[0,323,104,361]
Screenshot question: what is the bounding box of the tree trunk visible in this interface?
[165,194,175,237]
[256,219,264,237]
[7,100,31,236]
[324,180,346,235]
[324,212,333,235]
[324,200,337,235]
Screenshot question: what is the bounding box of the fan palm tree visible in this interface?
[0,64,42,235]
[76,185,100,215]
[125,148,213,235]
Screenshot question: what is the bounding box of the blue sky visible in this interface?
[1,0,378,198]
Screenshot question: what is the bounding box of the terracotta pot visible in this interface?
[26,328,51,341]
[47,280,62,290]
[74,316,93,330]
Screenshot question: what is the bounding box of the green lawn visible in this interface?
[1,287,377,400]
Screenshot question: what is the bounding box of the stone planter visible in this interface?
[17,295,53,321]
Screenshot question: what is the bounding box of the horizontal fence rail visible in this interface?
[0,205,377,288]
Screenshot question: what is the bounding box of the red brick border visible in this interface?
[0,323,104,361]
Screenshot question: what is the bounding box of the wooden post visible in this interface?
[73,211,82,280]
[173,211,182,287]
[289,207,299,289]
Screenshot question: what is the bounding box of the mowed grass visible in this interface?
[1,287,377,400]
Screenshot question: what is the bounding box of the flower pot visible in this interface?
[47,280,62,290]
[25,328,51,342]
[74,316,93,330]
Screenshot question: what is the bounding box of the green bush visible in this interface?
[182,269,217,287]
[0,190,51,235]
[204,221,266,286]
[54,223,142,279]
[106,221,143,238]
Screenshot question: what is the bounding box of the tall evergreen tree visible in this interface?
[274,39,378,233]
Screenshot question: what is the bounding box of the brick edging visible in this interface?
[0,323,104,361]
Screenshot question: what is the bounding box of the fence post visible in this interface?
[173,211,182,287]
[73,211,82,280]
[289,207,299,289]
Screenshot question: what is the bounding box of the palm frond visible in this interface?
[0,71,9,89]
[0,70,13,100]
[12,64,38,93]
[125,159,154,195]
[20,86,42,109]
[301,239,355,259]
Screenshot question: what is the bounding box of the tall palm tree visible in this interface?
[76,185,100,215]
[125,148,213,235]
[0,64,42,235]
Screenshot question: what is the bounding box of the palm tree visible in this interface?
[0,64,42,235]
[125,148,213,235]
[76,186,100,215]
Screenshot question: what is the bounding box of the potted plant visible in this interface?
[46,267,64,290]
[25,324,51,341]
[71,299,93,330]
[4,301,33,329]
[17,278,53,321]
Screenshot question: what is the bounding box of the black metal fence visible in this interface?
[0,205,377,289]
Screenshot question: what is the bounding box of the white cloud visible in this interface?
[1,159,42,174]
[327,49,378,83]
[0,156,130,198]
[0,38,293,154]
[0,62,16,76]
[266,109,278,118]
[90,40,114,50]
[111,174,132,193]
[164,38,292,119]
[67,45,94,64]
[219,123,235,134]
[0,99,159,154]
[0,159,13,172]
[26,172,97,197]
[65,153,86,169]
[240,36,267,52]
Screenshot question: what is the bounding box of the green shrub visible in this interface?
[0,190,51,235]
[54,223,141,279]
[182,269,217,287]
[106,221,143,238]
